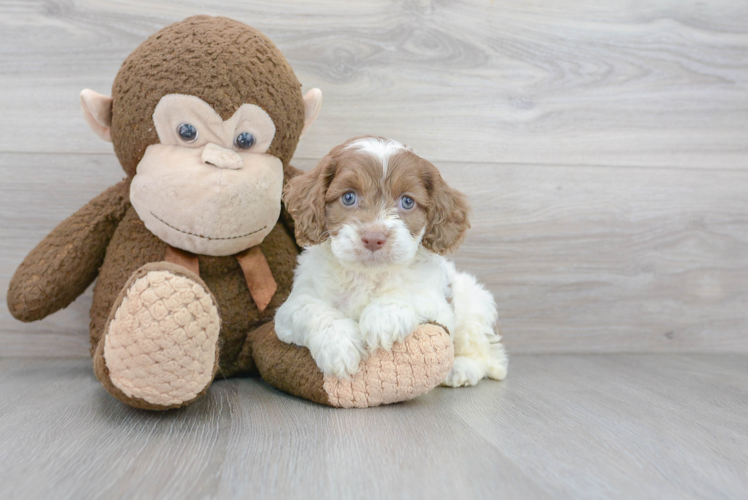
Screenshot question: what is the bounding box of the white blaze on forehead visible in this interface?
[345,137,411,176]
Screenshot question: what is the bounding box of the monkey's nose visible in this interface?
[201,143,244,170]
[361,231,387,252]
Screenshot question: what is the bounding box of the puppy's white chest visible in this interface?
[331,272,400,318]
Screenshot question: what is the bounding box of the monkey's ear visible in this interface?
[80,89,113,142]
[300,88,322,138]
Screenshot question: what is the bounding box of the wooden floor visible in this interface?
[1,354,746,499]
[1,2,747,499]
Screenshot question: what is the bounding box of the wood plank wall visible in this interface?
[1,0,746,356]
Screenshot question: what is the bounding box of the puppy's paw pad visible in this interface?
[442,356,484,387]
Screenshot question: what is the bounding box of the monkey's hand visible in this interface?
[7,179,130,322]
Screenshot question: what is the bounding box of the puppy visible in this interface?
[275,136,507,387]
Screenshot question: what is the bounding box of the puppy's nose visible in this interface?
[361,231,387,252]
[201,143,244,170]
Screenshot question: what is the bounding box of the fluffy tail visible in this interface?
[444,261,507,384]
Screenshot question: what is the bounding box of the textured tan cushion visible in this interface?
[251,322,454,408]
[323,324,454,408]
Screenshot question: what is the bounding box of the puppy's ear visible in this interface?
[283,154,337,247]
[422,161,471,255]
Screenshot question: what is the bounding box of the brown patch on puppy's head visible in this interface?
[282,141,347,247]
[285,136,471,262]
[111,16,305,177]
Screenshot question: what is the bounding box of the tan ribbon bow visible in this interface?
[164,245,277,314]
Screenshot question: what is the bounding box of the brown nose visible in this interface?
[361,231,387,252]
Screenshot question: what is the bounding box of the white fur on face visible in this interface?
[329,213,423,269]
[345,137,410,177]
[275,137,508,383]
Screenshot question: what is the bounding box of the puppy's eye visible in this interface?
[399,195,415,210]
[341,191,357,206]
[235,132,255,150]
[177,123,198,143]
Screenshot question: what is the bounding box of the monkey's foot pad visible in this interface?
[253,323,454,408]
[324,324,454,408]
[101,262,220,409]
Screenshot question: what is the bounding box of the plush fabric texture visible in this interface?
[250,322,454,408]
[93,338,207,412]
[130,143,284,256]
[111,15,305,177]
[101,262,221,407]
[322,323,454,408]
[8,16,453,410]
[80,89,113,142]
[249,321,331,405]
[152,95,277,154]
[89,206,298,378]
[7,180,130,322]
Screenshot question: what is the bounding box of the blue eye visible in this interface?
[341,191,357,206]
[400,195,415,210]
[235,132,255,150]
[177,123,198,142]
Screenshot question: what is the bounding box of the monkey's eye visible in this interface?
[399,195,415,210]
[234,132,255,150]
[177,123,198,143]
[341,191,357,206]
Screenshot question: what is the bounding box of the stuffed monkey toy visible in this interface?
[7,16,453,410]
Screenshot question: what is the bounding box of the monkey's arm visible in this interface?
[7,180,130,322]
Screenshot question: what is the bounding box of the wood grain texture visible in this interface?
[0,354,746,499]
[1,1,747,356]
[2,153,746,357]
[0,0,747,168]
[2,4,746,499]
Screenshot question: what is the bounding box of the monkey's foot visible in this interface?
[251,322,454,408]
[94,262,220,410]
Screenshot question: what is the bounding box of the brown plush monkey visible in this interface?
[7,16,453,410]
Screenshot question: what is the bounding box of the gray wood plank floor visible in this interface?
[0,354,746,500]
[1,3,747,498]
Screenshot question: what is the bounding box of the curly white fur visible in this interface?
[275,218,508,386]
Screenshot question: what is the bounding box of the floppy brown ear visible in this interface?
[283,154,337,247]
[422,163,471,255]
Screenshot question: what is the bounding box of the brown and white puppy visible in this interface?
[275,136,507,386]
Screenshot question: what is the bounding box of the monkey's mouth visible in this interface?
[150,212,267,241]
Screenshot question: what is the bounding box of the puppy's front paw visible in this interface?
[359,303,418,352]
[308,319,366,378]
[442,356,485,387]
[432,309,456,336]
